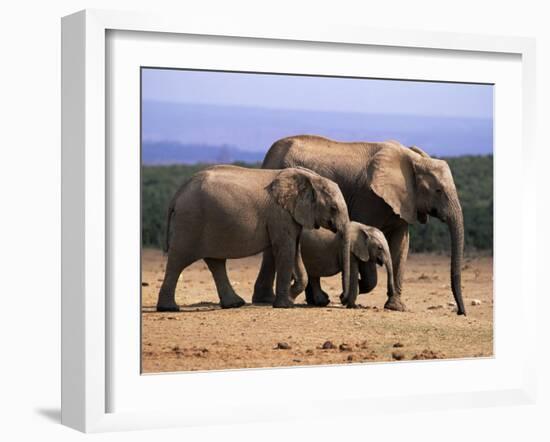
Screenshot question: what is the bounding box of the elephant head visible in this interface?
[368,144,466,315]
[347,223,396,297]
[268,167,352,298]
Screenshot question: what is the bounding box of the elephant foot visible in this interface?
[273,295,294,308]
[252,287,276,305]
[384,296,406,312]
[340,293,357,309]
[306,284,330,306]
[220,295,246,309]
[156,303,180,312]
[313,291,330,307]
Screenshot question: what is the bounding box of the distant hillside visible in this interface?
[142,101,493,160]
[142,141,264,165]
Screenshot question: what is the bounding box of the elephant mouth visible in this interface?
[314,222,320,229]
[429,208,441,219]
[376,257,384,266]
[417,211,428,224]
[326,220,337,233]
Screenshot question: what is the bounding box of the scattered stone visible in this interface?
[427,305,444,310]
[412,349,443,360]
[305,349,314,355]
[418,273,430,280]
[171,345,180,352]
[392,351,405,361]
[339,343,353,352]
[322,341,336,349]
[471,299,482,306]
[393,342,404,348]
[276,342,291,350]
[354,321,361,326]
[292,359,302,363]
[141,282,149,287]
[447,302,457,307]
[359,340,369,349]
[347,355,354,362]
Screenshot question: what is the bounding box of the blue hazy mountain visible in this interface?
[142,101,493,164]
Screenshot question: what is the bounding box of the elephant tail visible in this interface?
[163,203,175,253]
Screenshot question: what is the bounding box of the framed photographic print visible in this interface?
[61,9,537,432]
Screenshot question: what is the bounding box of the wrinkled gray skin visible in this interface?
[296,222,395,309]
[253,135,466,316]
[156,165,350,311]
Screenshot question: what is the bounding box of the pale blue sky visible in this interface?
[141,68,494,158]
[142,68,493,119]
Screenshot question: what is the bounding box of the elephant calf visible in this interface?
[156,165,350,311]
[296,222,396,309]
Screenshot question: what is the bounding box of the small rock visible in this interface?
[393,342,404,348]
[427,305,444,310]
[141,282,149,287]
[347,355,354,362]
[292,358,302,363]
[392,351,405,361]
[359,340,369,349]
[471,299,482,306]
[322,341,336,349]
[339,343,353,352]
[276,342,291,350]
[305,349,314,355]
[418,273,430,280]
[447,302,457,307]
[412,349,443,360]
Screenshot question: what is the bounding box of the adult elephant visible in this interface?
[156,165,350,311]
[253,135,466,315]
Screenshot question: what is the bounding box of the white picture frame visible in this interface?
[61,9,537,433]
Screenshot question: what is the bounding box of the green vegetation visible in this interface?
[142,156,493,253]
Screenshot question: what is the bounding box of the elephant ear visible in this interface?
[268,168,317,228]
[351,228,371,263]
[368,146,417,224]
[409,145,431,158]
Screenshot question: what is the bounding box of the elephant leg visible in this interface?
[252,248,276,304]
[358,260,378,294]
[384,224,408,312]
[305,277,330,307]
[272,243,295,308]
[204,258,245,309]
[157,251,195,312]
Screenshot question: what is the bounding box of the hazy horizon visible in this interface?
[141,68,494,163]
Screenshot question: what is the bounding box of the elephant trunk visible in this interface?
[290,238,308,298]
[448,199,466,316]
[340,223,352,301]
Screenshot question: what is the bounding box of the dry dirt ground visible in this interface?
[141,249,493,373]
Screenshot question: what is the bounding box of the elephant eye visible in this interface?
[435,188,442,194]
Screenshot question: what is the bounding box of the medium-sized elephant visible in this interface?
[156,165,350,311]
[296,222,395,308]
